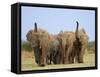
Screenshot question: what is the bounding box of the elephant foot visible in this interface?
[65,61,70,64]
[47,62,51,65]
[78,60,83,63]
[69,61,74,64]
[39,64,45,67]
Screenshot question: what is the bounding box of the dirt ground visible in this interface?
[21,51,95,71]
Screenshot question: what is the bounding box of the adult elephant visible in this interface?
[26,22,50,66]
[26,22,61,66]
[57,21,88,64]
[58,31,76,64]
[71,21,88,63]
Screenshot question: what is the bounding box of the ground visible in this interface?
[21,50,95,71]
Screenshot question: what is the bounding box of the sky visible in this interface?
[21,6,95,41]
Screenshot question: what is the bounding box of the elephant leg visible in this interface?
[53,51,60,64]
[69,55,74,64]
[78,53,84,63]
[69,48,76,64]
[50,53,53,64]
[46,55,51,65]
[52,56,57,64]
[65,53,70,64]
[75,49,83,63]
[52,55,58,64]
[39,47,47,66]
[55,56,59,64]
[69,51,74,64]
[78,46,85,63]
[72,56,74,63]
[68,53,71,64]
[78,55,83,63]
[75,54,79,63]
[60,43,66,64]
[33,47,41,65]
[74,48,80,63]
[65,46,73,64]
[60,51,65,64]
[53,50,63,64]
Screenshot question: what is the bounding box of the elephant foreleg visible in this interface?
[78,46,85,63]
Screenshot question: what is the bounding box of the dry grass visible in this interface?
[21,51,95,71]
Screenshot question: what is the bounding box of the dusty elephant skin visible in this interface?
[26,22,49,66]
[26,22,61,66]
[57,31,76,64]
[72,21,88,63]
[46,35,60,64]
[57,21,88,64]
[26,21,88,67]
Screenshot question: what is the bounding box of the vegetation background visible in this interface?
[22,41,95,53]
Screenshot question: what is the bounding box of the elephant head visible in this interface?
[75,21,88,45]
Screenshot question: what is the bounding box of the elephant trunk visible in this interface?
[34,22,37,32]
[75,21,79,39]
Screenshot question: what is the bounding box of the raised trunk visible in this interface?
[34,22,37,32]
[75,21,79,39]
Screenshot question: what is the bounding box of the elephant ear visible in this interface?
[26,30,33,42]
[81,28,86,34]
[34,22,37,32]
[75,21,79,39]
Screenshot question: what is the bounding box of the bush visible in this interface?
[87,41,95,53]
[21,41,32,52]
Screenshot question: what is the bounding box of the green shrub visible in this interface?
[87,41,95,53]
[21,41,32,52]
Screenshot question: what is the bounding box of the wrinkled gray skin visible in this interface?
[26,22,61,66]
[58,31,76,64]
[26,22,50,66]
[69,21,88,63]
[26,29,41,65]
[57,21,88,64]
[73,23,88,63]
[46,37,60,64]
[26,22,88,66]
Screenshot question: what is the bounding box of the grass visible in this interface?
[21,50,95,71]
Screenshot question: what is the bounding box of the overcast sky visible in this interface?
[21,6,95,41]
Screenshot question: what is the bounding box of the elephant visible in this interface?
[26,22,61,66]
[26,21,88,66]
[46,35,61,64]
[58,31,76,64]
[71,21,88,63]
[26,22,50,66]
[47,34,66,64]
[57,21,88,64]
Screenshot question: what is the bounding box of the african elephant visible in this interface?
[26,22,61,66]
[72,21,88,63]
[57,21,88,64]
[46,35,61,64]
[26,22,50,66]
[58,31,76,64]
